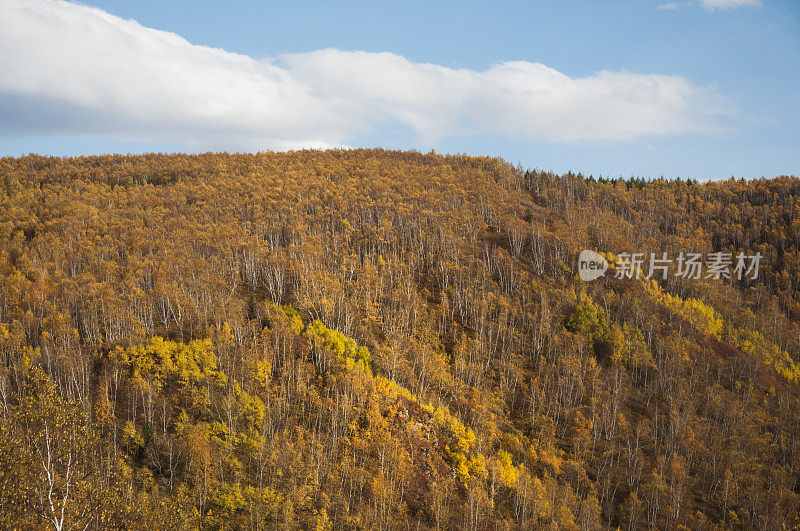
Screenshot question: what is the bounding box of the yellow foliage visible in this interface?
[496,449,518,488]
[738,330,800,384]
[304,318,372,372]
[642,277,799,384]
[121,421,143,453]
[645,279,723,338]
[116,336,226,392]
[468,453,487,479]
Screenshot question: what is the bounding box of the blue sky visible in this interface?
[0,0,798,179]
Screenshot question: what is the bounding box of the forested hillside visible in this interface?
[0,150,798,529]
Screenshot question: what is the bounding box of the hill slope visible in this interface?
[0,150,799,529]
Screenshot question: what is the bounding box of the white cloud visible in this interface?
[658,3,682,10]
[699,0,761,11]
[0,0,735,150]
